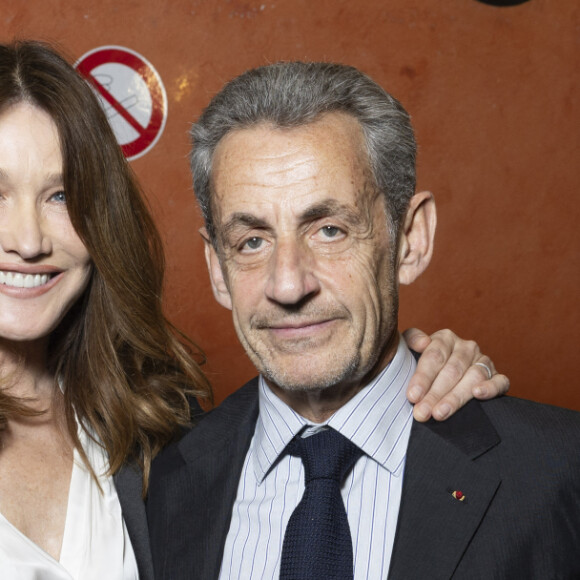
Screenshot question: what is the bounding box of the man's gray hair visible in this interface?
[190,61,416,242]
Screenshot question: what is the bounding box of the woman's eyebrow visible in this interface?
[44,172,64,188]
[0,169,63,188]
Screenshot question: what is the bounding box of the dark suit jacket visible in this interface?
[147,378,580,579]
[113,396,203,580]
[114,464,154,580]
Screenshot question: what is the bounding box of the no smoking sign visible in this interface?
[76,46,168,161]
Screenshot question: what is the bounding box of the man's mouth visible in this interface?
[264,318,339,339]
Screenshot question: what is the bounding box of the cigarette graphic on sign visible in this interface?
[76,46,168,161]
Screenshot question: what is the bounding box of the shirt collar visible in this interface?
[252,336,415,482]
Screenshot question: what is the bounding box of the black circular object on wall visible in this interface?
[475,0,531,5]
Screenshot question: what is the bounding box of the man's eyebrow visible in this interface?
[221,213,270,237]
[219,199,362,238]
[300,199,360,223]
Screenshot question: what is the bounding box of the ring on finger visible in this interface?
[475,362,493,380]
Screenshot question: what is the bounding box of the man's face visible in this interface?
[206,113,401,397]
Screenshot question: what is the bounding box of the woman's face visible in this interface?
[0,103,92,343]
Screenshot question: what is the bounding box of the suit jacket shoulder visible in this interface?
[389,396,580,579]
[147,378,260,580]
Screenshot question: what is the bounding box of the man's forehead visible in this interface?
[210,113,374,218]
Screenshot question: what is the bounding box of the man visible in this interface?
[147,62,580,578]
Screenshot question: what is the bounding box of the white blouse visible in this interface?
[0,424,139,580]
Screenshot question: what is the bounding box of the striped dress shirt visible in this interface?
[219,338,416,579]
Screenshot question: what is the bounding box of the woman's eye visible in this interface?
[50,190,67,203]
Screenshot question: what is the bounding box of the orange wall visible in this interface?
[3,0,579,410]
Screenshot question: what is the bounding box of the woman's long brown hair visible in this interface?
[0,40,212,494]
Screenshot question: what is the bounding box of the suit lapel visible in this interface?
[114,464,154,580]
[149,379,260,580]
[388,400,502,580]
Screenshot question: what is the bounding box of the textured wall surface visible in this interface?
[2,0,578,409]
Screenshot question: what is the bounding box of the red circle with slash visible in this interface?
[76,46,168,161]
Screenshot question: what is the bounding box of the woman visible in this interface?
[0,40,211,579]
[0,40,505,580]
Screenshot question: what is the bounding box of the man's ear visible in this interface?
[200,227,233,310]
[397,191,437,286]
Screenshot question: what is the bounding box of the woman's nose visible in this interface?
[0,201,52,259]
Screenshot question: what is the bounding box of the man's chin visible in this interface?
[260,356,361,394]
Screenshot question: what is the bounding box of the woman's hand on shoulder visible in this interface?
[403,327,510,422]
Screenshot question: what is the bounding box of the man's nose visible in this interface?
[264,238,320,305]
[0,201,52,259]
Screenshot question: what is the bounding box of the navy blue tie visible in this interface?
[280,428,363,580]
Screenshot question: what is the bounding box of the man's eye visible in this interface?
[321,225,341,238]
[243,237,263,251]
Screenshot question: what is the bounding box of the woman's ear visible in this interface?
[200,227,233,310]
[397,191,437,286]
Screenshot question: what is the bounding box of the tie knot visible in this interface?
[290,428,363,484]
